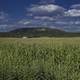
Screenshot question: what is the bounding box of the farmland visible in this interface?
[0,38,80,80]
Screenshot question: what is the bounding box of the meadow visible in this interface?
[0,38,80,80]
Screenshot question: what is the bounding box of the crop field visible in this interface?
[0,38,80,80]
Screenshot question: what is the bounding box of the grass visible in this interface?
[0,38,80,80]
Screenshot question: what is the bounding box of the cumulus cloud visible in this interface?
[24,4,65,29]
[27,4,65,17]
[65,4,80,16]
[29,4,59,12]
[65,9,80,16]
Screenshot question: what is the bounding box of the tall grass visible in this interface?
[0,38,80,80]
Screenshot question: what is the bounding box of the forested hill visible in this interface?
[0,27,80,37]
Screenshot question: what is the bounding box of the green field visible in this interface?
[0,38,80,80]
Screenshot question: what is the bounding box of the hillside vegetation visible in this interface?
[0,28,80,37]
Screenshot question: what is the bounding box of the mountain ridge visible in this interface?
[0,27,80,37]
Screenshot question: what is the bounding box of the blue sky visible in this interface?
[0,0,80,32]
[0,0,79,18]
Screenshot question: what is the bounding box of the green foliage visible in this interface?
[0,38,80,80]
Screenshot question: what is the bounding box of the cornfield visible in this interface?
[0,38,80,80]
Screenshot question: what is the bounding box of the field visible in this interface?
[0,38,80,80]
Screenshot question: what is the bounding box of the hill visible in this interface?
[0,27,80,37]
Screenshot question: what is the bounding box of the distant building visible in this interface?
[22,37,27,39]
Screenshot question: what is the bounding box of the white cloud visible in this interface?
[23,21,31,25]
[0,24,8,32]
[65,4,80,17]
[18,19,31,25]
[0,12,9,22]
[27,4,65,17]
[0,12,17,32]
[65,9,80,16]
[0,24,8,27]
[75,21,80,24]
[28,4,64,13]
[55,21,67,24]
[34,16,54,21]
[71,4,80,9]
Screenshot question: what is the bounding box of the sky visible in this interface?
[0,0,80,32]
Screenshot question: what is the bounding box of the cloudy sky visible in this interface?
[0,0,80,32]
